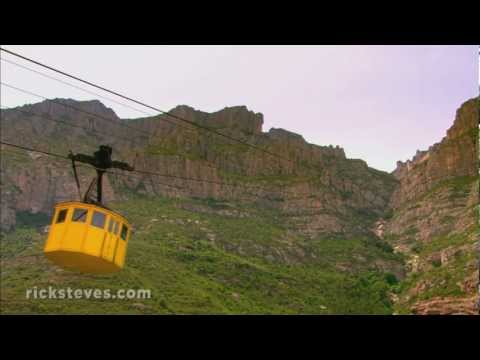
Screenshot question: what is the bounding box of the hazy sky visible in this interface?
[1,45,478,172]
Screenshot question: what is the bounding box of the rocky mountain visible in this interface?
[0,100,397,240]
[0,97,477,315]
[384,97,478,314]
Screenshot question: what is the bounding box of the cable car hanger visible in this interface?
[68,145,134,206]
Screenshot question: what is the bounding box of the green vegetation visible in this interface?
[145,139,204,162]
[16,211,51,229]
[395,249,474,305]
[393,225,476,313]
[1,150,35,165]
[392,176,478,219]
[440,215,455,224]
[387,169,478,313]
[411,243,423,254]
[422,176,476,202]
[0,227,39,258]
[1,195,401,315]
[404,226,419,237]
[214,168,329,190]
[418,225,476,256]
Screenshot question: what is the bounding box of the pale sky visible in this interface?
[1,45,478,172]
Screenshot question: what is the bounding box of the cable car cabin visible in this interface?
[44,201,131,274]
[43,145,134,274]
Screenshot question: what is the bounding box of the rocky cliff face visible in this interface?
[383,97,478,315]
[391,98,477,209]
[0,99,124,231]
[0,100,396,242]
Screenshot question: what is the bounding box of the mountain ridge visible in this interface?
[0,96,477,314]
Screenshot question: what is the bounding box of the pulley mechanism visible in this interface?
[68,145,134,206]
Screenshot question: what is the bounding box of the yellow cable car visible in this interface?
[44,201,131,273]
[43,145,134,274]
